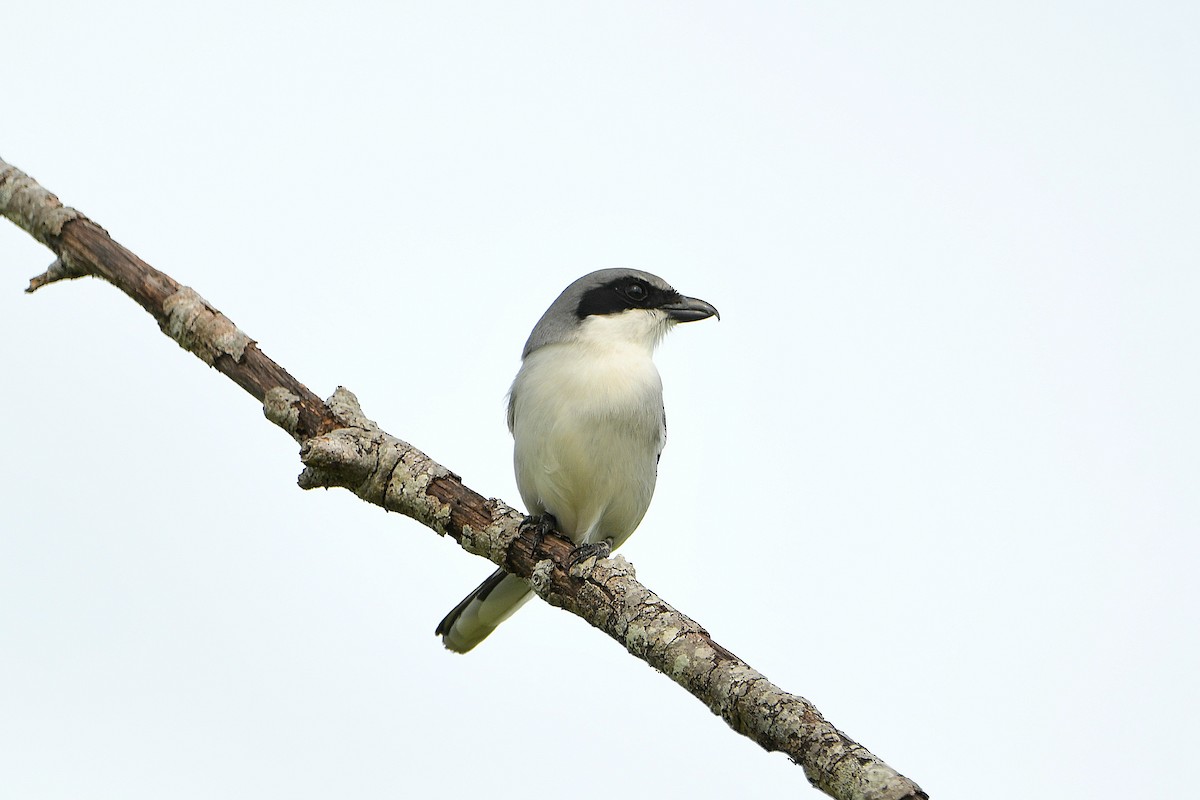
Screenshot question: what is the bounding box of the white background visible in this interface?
[2,3,1197,798]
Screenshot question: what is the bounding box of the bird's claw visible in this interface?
[567,540,612,576]
[521,514,563,557]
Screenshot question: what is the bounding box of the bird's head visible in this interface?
[523,268,719,357]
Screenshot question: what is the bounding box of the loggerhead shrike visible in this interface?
[436,268,718,652]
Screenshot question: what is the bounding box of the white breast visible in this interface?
[509,325,666,548]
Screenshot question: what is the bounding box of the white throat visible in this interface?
[571,308,673,354]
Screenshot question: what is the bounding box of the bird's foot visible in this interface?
[567,540,612,576]
[521,514,564,557]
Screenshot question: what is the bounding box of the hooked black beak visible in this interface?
[662,295,720,323]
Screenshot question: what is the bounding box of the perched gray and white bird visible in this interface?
[436,268,718,653]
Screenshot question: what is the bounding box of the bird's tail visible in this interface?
[435,568,534,653]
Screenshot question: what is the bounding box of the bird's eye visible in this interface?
[624,282,649,302]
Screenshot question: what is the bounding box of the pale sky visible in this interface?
[2,3,1197,798]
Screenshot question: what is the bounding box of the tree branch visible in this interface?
[1,156,926,800]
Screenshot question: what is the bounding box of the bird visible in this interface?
[435,268,718,653]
